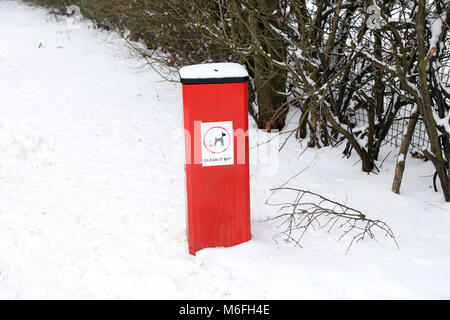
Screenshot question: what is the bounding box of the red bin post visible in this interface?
[179,63,251,255]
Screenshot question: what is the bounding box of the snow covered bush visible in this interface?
[191,0,450,200]
[24,0,450,201]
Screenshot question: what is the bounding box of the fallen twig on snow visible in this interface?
[265,188,399,254]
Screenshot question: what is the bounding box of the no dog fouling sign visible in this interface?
[201,121,234,167]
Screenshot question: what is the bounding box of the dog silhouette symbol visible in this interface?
[214,132,227,147]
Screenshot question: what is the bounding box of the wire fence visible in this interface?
[349,105,430,152]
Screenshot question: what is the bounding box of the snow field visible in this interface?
[0,0,449,299]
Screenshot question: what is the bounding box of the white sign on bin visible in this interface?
[200,121,234,167]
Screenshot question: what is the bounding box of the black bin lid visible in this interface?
[179,63,249,85]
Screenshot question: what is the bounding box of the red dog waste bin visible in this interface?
[179,63,251,255]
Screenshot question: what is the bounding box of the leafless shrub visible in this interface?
[24,0,449,201]
[266,188,398,254]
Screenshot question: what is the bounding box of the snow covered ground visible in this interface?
[0,0,449,299]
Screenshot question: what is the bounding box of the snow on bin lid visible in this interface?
[179,63,249,85]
